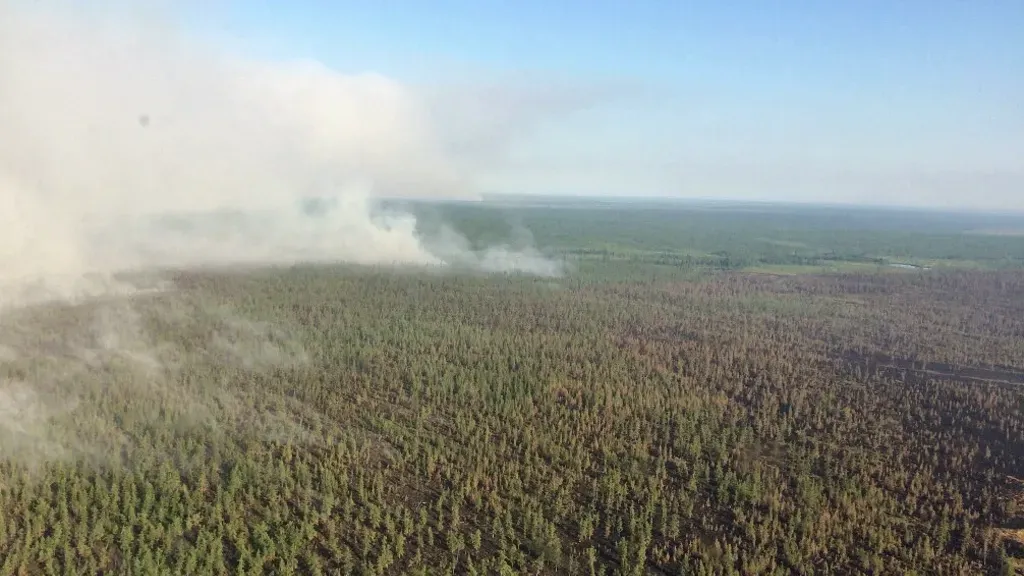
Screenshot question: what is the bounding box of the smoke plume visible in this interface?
[0,289,319,468]
[0,2,569,469]
[0,1,562,309]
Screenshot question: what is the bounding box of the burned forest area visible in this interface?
[1,202,1024,575]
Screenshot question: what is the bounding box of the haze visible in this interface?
[0,1,570,304]
[1,1,1021,303]
[194,0,1021,211]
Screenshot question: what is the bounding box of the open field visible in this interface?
[401,199,1024,279]
[967,229,1024,237]
[1,200,1024,575]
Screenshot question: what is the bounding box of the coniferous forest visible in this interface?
[1,200,1024,575]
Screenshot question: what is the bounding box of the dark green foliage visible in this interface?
[401,199,1024,276]
[2,202,1024,575]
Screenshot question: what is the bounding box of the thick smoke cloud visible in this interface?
[0,2,562,308]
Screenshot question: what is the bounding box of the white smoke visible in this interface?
[0,290,320,467]
[424,222,566,277]
[0,2,562,309]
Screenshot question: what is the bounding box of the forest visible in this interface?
[1,200,1023,575]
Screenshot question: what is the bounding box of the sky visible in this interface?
[170,0,1023,211]
[10,0,1024,210]
[2,0,576,295]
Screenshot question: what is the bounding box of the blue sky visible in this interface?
[187,1,1022,209]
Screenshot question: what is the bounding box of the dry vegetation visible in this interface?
[0,261,1022,575]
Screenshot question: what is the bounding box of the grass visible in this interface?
[746,262,893,275]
